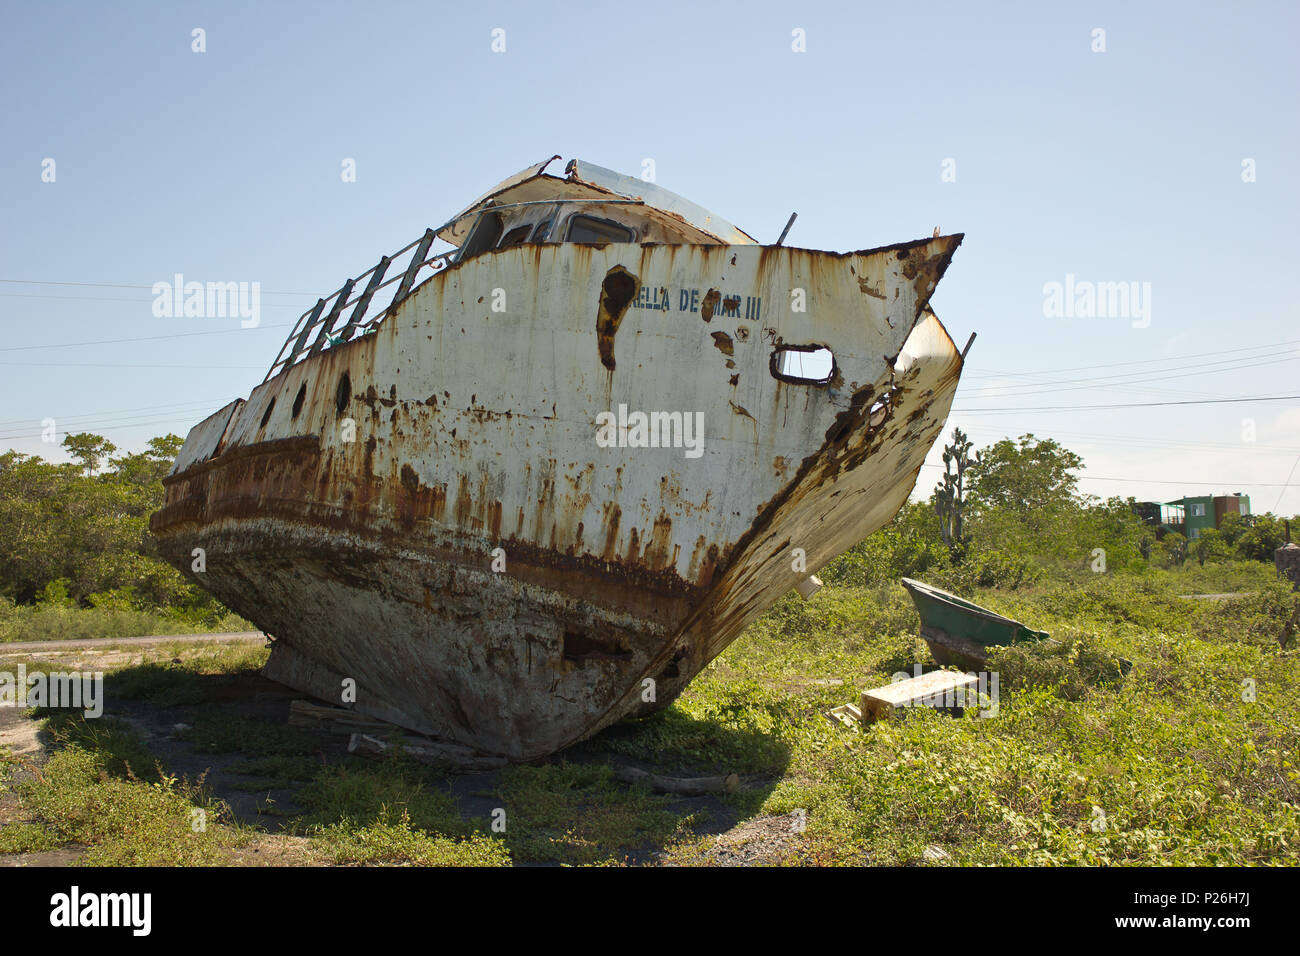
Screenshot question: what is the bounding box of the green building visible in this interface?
[1137,493,1251,539]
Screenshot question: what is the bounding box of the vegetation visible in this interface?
[0,434,248,639]
[0,429,1296,865]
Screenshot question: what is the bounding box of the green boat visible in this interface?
[900,577,1048,667]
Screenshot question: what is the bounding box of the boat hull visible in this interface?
[152,239,966,761]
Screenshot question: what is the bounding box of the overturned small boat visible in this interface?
[150,156,968,763]
[901,577,1050,669]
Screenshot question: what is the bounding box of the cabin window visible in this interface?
[497,224,533,249]
[459,211,504,260]
[565,215,635,244]
[531,219,553,242]
[771,345,836,385]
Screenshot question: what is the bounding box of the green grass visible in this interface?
[0,602,252,643]
[310,810,510,866]
[1,559,1295,866]
[649,562,1300,865]
[0,821,62,854]
[291,758,511,865]
[13,713,250,865]
[492,761,705,865]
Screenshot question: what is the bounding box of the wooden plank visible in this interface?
[611,766,740,795]
[824,703,862,728]
[860,670,979,722]
[348,733,508,770]
[794,574,823,599]
[287,698,392,734]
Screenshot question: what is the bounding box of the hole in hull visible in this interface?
[771,345,835,385]
[336,373,351,414]
[563,630,631,662]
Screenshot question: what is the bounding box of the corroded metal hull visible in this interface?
[151,238,965,762]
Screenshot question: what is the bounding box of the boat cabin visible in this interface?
[440,155,758,264]
[265,156,758,381]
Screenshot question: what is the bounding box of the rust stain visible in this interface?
[710,330,734,356]
[858,276,885,299]
[595,266,638,371]
[700,288,721,322]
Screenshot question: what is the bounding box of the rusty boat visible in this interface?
[150,156,969,764]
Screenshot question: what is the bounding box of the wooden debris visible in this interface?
[291,700,509,769]
[824,703,863,728]
[795,574,824,600]
[288,699,393,735]
[347,733,507,770]
[859,670,980,723]
[612,765,740,796]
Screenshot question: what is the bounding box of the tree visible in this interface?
[1192,528,1232,566]
[933,427,978,560]
[1160,531,1188,567]
[109,432,184,486]
[0,434,211,609]
[966,434,1082,516]
[62,432,117,476]
[1226,513,1287,562]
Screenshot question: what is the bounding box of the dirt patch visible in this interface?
[225,834,320,866]
[0,846,86,867]
[703,812,803,866]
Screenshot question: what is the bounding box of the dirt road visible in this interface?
[0,631,266,654]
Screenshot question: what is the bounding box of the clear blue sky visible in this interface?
[3,1,1298,512]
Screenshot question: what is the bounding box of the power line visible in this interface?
[0,324,291,352]
[918,462,1297,489]
[953,394,1300,413]
[957,337,1300,404]
[0,278,314,296]
[0,361,262,369]
[964,337,1300,379]
[0,398,227,429]
[0,413,220,442]
[959,353,1300,400]
[951,423,1300,454]
[1272,452,1300,511]
[0,293,302,308]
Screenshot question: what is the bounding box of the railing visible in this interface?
[263,198,653,383]
[263,228,454,382]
